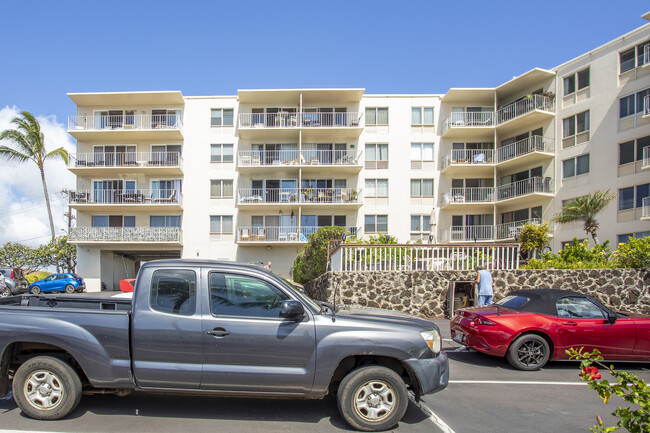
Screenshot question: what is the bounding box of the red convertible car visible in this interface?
[450,289,650,370]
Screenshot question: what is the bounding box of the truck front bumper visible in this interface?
[405,351,449,395]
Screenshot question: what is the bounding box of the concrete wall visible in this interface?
[305,269,650,317]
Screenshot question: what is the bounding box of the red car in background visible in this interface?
[450,289,650,370]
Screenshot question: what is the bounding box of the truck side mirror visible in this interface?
[279,300,305,321]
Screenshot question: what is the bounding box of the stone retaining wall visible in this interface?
[304,269,650,317]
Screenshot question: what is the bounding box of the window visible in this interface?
[619,187,634,210]
[209,272,289,318]
[410,179,434,197]
[411,143,434,161]
[411,107,434,125]
[637,183,649,208]
[556,297,605,319]
[150,269,196,316]
[210,180,234,198]
[411,215,431,233]
[563,75,575,96]
[365,179,388,197]
[618,136,650,165]
[92,215,135,227]
[618,231,650,244]
[619,88,650,118]
[564,68,590,96]
[365,143,388,169]
[209,215,233,233]
[150,215,181,227]
[364,215,388,233]
[211,144,234,162]
[563,111,589,138]
[365,107,389,125]
[619,41,650,73]
[210,108,234,126]
[563,154,590,178]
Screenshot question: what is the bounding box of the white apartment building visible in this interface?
[67,18,650,292]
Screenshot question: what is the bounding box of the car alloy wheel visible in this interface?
[507,334,550,371]
[1,287,10,297]
[353,380,397,423]
[31,286,41,295]
[65,285,75,294]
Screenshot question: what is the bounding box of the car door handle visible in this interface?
[562,321,578,326]
[206,328,231,337]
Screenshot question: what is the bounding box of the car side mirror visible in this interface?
[607,313,617,324]
[279,300,305,321]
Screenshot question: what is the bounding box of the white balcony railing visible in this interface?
[441,149,494,170]
[496,219,543,240]
[644,146,650,169]
[238,112,362,129]
[448,225,494,242]
[238,149,360,167]
[68,114,182,132]
[644,95,650,117]
[645,45,650,67]
[443,187,495,205]
[238,188,361,204]
[643,197,650,220]
[497,177,553,201]
[70,152,182,169]
[69,189,181,205]
[237,226,359,243]
[442,111,495,134]
[330,244,520,272]
[68,227,182,243]
[497,136,553,162]
[497,94,555,125]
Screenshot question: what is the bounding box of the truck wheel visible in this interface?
[31,286,41,295]
[65,285,75,294]
[12,356,82,420]
[337,366,408,432]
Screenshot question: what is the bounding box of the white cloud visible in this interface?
[0,106,76,247]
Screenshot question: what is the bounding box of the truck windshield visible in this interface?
[280,277,322,313]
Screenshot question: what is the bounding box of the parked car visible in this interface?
[0,267,28,296]
[0,260,448,431]
[450,288,650,370]
[29,273,86,294]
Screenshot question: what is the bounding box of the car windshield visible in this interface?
[495,295,530,309]
[279,277,322,313]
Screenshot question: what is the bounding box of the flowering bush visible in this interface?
[610,236,650,269]
[522,239,613,269]
[568,347,649,432]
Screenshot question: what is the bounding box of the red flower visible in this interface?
[579,366,602,381]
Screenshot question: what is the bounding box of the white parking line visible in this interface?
[412,398,456,433]
[449,380,587,386]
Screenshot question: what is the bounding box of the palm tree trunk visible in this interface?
[590,232,599,245]
[39,166,60,272]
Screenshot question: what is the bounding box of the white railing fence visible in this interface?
[497,136,553,162]
[448,187,495,203]
[497,94,555,124]
[497,177,552,200]
[70,152,182,168]
[238,112,362,128]
[643,197,650,219]
[69,188,181,205]
[237,149,360,166]
[330,244,520,272]
[68,115,182,131]
[299,149,360,165]
[447,225,494,242]
[238,188,361,204]
[643,146,650,168]
[237,226,360,242]
[69,227,182,243]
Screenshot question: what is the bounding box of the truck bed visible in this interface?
[0,294,132,311]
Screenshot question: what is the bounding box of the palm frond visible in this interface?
[0,129,35,158]
[0,146,31,164]
[45,147,69,165]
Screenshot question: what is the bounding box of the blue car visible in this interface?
[29,273,86,294]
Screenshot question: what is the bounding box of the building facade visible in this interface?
[67,19,650,292]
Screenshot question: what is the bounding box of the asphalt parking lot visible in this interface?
[0,318,648,433]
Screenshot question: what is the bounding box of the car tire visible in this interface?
[337,366,408,432]
[12,356,82,420]
[31,286,41,295]
[506,334,550,371]
[65,285,75,294]
[1,287,11,297]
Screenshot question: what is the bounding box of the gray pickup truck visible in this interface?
[0,259,448,431]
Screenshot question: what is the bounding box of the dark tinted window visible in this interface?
[150,269,196,316]
[209,272,289,318]
[495,295,530,309]
[619,141,635,165]
[556,297,605,319]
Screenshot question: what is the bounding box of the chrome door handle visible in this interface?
[206,328,231,337]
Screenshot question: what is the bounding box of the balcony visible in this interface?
[67,114,183,141]
[496,219,543,240]
[446,225,494,242]
[68,227,182,245]
[441,112,495,138]
[441,187,495,209]
[69,188,182,211]
[237,188,362,210]
[644,95,650,117]
[496,136,554,169]
[643,146,650,170]
[496,177,553,205]
[642,197,650,221]
[496,94,555,135]
[238,112,363,140]
[441,149,495,175]
[237,149,362,174]
[69,152,183,176]
[236,226,359,244]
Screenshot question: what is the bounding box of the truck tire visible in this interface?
[12,356,82,420]
[65,285,75,294]
[337,366,408,432]
[31,286,41,295]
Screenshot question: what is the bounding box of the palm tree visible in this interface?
[0,111,69,242]
[552,189,615,245]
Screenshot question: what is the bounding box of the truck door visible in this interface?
[131,268,203,389]
[200,270,317,394]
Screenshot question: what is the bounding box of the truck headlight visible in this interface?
[420,330,441,355]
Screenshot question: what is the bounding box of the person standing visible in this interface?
[474,266,493,306]
[265,261,272,270]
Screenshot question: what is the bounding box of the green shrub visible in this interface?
[611,236,650,269]
[519,222,551,255]
[26,271,51,284]
[521,238,613,269]
[293,226,346,284]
